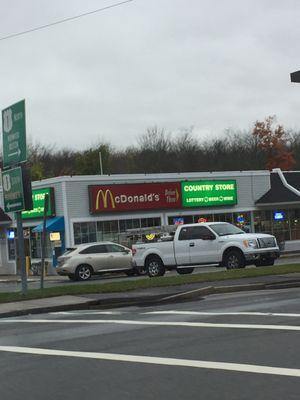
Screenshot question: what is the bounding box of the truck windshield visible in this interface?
[208,223,245,236]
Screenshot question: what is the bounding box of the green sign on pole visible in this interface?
[2,99,27,168]
[2,167,25,212]
[181,180,237,207]
[22,187,55,219]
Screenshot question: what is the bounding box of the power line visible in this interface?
[0,0,135,42]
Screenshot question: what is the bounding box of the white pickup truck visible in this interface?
[132,222,280,277]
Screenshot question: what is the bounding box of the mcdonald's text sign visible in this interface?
[89,183,181,213]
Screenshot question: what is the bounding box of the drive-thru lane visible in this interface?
[0,288,300,399]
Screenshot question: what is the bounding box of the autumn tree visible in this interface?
[252,116,295,170]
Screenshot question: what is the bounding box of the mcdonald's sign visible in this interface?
[89,183,181,213]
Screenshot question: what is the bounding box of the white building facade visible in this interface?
[0,169,299,275]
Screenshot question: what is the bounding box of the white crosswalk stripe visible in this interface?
[144,310,300,318]
[0,345,300,378]
[1,318,300,332]
[50,311,122,315]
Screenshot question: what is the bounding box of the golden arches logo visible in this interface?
[95,189,116,209]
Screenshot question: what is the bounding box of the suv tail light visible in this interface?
[132,248,137,256]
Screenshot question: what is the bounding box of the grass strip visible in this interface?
[0,263,299,304]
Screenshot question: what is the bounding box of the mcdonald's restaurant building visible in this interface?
[1,168,300,275]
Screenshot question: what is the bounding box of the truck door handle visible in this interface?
[189,242,195,247]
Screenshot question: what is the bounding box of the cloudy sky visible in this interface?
[0,0,300,150]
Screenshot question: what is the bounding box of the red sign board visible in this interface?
[89,182,181,213]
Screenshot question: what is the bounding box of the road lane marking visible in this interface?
[145,311,300,318]
[50,311,122,315]
[0,345,299,378]
[2,319,300,332]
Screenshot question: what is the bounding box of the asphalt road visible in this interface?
[0,254,300,292]
[0,288,300,399]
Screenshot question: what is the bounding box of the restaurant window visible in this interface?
[74,217,162,245]
[141,217,161,228]
[8,228,52,261]
[289,209,300,240]
[168,215,194,225]
[74,222,97,244]
[7,230,16,260]
[119,219,141,232]
[233,212,251,233]
[213,213,233,223]
[254,211,272,235]
[192,214,213,223]
[272,210,290,242]
[30,231,52,259]
[254,209,290,242]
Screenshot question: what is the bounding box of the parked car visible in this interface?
[56,242,135,281]
[132,222,280,277]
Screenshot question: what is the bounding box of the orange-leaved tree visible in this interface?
[252,116,295,170]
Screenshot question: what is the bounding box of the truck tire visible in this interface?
[177,267,194,275]
[146,256,165,277]
[255,258,275,267]
[223,250,245,270]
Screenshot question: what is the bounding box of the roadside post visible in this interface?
[40,194,49,290]
[1,100,32,295]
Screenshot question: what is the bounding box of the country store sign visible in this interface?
[89,180,237,213]
[21,187,55,219]
[182,180,237,207]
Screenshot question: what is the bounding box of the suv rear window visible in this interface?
[63,248,77,255]
[79,245,108,254]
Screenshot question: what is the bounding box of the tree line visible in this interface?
[11,116,300,181]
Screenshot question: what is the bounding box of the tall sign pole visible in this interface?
[40,194,49,290]
[1,100,32,295]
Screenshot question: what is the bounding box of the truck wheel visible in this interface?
[255,258,275,267]
[146,256,165,277]
[177,267,194,275]
[223,250,245,270]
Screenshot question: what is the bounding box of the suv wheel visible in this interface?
[223,250,245,270]
[75,264,92,281]
[146,256,165,277]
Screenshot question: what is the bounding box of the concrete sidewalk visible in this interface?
[0,275,65,283]
[1,272,300,318]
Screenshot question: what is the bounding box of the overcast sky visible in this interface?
[1,0,300,150]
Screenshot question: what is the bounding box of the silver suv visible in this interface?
[56,242,135,281]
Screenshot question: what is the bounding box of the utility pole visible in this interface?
[40,194,49,289]
[99,152,103,175]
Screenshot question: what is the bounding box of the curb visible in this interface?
[1,279,300,318]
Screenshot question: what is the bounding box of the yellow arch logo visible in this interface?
[146,234,156,241]
[96,189,116,209]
